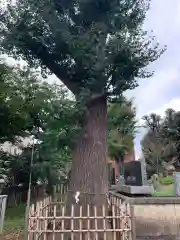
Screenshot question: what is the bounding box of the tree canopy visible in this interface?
[141,110,180,177]
[0,0,164,208]
[108,99,136,160]
[0,59,71,142]
[0,0,163,100]
[0,60,137,190]
[0,60,80,188]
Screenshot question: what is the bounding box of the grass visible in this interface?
[152,176,175,197]
[153,183,175,197]
[4,203,26,232]
[0,204,25,240]
[159,175,174,185]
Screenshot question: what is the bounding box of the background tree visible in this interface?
[0,0,164,209]
[0,61,29,143]
[108,98,136,183]
[0,59,68,142]
[141,113,164,176]
[141,111,178,178]
[0,60,80,192]
[108,98,136,162]
[162,109,180,168]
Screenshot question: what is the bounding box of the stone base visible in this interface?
[111,184,154,195]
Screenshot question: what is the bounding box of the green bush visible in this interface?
[159,176,174,185]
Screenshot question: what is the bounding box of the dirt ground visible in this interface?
[1,233,180,240]
[0,232,23,240]
[137,236,180,240]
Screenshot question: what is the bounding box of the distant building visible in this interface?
[0,137,33,155]
[0,137,33,184]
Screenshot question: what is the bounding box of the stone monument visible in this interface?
[140,157,148,186]
[111,159,154,196]
[124,161,143,186]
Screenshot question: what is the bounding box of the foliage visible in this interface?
[159,176,174,185]
[162,109,180,167]
[0,61,82,188]
[108,98,136,160]
[0,60,73,143]
[0,1,167,207]
[141,109,180,177]
[153,183,174,197]
[142,113,172,175]
[0,59,138,189]
[0,0,164,200]
[152,175,174,197]
[141,113,164,175]
[0,0,164,101]
[0,61,29,143]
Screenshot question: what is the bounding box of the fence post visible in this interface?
[130,205,136,240]
[0,195,7,233]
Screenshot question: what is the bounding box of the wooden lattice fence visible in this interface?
[28,192,135,240]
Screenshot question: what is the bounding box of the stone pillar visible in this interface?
[140,157,148,185]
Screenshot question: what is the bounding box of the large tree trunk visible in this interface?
[66,96,109,239]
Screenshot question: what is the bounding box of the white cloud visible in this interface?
[149,98,180,117]
[135,98,180,159]
[126,67,180,118]
[130,0,180,158]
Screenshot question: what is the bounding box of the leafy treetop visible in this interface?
[108,98,136,160]
[0,0,164,100]
[141,110,180,176]
[0,60,80,188]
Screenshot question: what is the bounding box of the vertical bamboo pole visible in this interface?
[112,205,116,240]
[53,204,56,240]
[117,198,121,240]
[71,205,74,240]
[102,205,107,240]
[43,207,48,240]
[35,202,40,240]
[94,206,98,240]
[79,205,83,240]
[122,203,126,240]
[24,138,35,240]
[61,206,65,240]
[130,205,136,240]
[87,204,90,240]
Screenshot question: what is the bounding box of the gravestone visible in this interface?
[111,160,154,195]
[124,161,143,186]
[118,159,149,186]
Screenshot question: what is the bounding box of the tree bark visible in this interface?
[66,96,109,239]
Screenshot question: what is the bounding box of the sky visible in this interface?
[125,0,180,158]
[2,0,180,158]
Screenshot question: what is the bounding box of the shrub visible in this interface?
[159,176,174,185]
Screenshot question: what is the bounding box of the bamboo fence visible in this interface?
[28,188,134,240]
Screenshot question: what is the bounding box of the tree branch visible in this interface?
[25,34,77,94]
